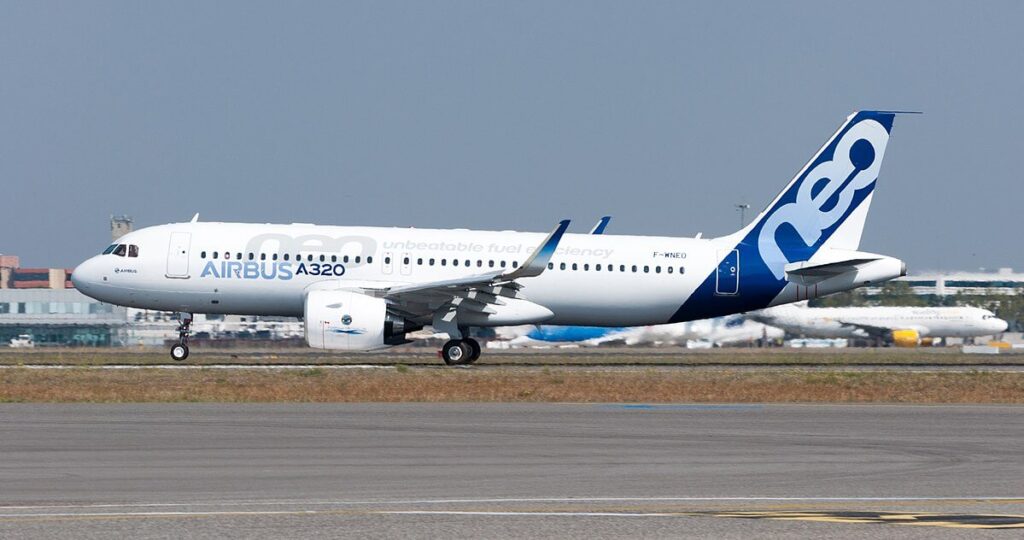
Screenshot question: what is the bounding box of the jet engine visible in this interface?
[891,329,921,348]
[304,290,419,350]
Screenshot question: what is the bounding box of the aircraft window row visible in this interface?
[547,261,684,274]
[414,258,519,268]
[102,244,140,258]
[198,251,372,264]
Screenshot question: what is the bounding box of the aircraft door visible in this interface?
[166,232,192,278]
[715,249,739,295]
[400,252,412,276]
[382,251,394,275]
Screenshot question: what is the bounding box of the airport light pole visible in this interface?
[735,203,751,228]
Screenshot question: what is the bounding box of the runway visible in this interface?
[1,403,1021,538]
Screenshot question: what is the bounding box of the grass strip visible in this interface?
[1,368,1022,404]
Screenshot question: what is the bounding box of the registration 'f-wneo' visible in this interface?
[73,111,909,364]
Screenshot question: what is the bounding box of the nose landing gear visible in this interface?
[170,313,192,361]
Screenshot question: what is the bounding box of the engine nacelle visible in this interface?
[891,329,921,348]
[304,290,416,350]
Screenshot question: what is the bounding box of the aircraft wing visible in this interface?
[358,220,570,323]
[834,320,927,339]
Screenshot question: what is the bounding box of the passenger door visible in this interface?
[715,249,739,295]
[166,232,192,278]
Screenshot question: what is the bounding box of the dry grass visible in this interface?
[1,368,1023,404]
[1,347,1020,366]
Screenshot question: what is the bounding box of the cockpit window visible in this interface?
[128,245,139,258]
[102,244,118,255]
[113,244,127,257]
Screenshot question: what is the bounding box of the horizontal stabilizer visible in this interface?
[784,250,890,286]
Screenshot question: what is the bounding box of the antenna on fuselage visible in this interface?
[190,213,199,223]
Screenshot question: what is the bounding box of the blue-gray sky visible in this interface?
[2,1,1021,272]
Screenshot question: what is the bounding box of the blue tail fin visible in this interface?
[670,111,900,322]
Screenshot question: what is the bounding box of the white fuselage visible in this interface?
[749,304,1008,339]
[72,222,720,327]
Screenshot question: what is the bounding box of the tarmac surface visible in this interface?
[1,403,1022,538]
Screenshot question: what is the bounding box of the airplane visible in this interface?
[496,315,784,348]
[71,110,909,365]
[747,302,1009,346]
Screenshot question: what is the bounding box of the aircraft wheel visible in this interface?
[170,344,189,362]
[464,338,481,363]
[441,340,471,366]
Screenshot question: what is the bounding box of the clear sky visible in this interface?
[1,1,1020,273]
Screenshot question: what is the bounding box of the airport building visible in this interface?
[0,287,128,346]
[898,268,1024,296]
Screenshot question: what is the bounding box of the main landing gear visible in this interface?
[170,313,192,361]
[441,338,481,366]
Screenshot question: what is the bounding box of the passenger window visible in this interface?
[429,258,435,266]
[307,254,313,262]
[404,257,410,265]
[584,264,589,271]
[560,262,566,270]
[201,251,207,259]
[572,263,578,271]
[679,266,685,274]
[272,253,278,261]
[452,259,459,267]
[548,262,554,270]
[248,253,255,261]
[631,265,637,273]
[367,256,372,264]
[643,266,650,273]
[331,255,336,262]
[224,252,231,260]
[343,255,349,263]
[113,244,127,257]
[213,252,219,259]
[355,256,362,263]
[385,256,391,264]
[655,266,661,274]
[667,267,673,274]
[417,258,423,265]
[465,260,471,267]
[237,253,242,260]
[284,254,290,261]
[512,261,518,268]
[102,245,117,255]
[596,264,601,271]
[319,255,325,262]
[619,265,625,272]
[261,253,267,261]
[500,261,506,268]
[441,259,447,266]
[128,245,139,257]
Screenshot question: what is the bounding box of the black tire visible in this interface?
[170,344,189,361]
[464,338,481,363]
[441,340,471,366]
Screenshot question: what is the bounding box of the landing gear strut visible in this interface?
[171,313,192,361]
[441,338,481,366]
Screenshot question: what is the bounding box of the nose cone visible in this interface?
[70,257,103,296]
[992,318,1009,334]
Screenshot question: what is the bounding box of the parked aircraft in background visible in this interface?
[747,302,1008,346]
[496,315,783,348]
[72,111,908,365]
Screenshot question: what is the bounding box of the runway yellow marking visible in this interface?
[701,510,1024,529]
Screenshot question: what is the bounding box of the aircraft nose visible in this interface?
[993,318,1009,334]
[70,257,103,293]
